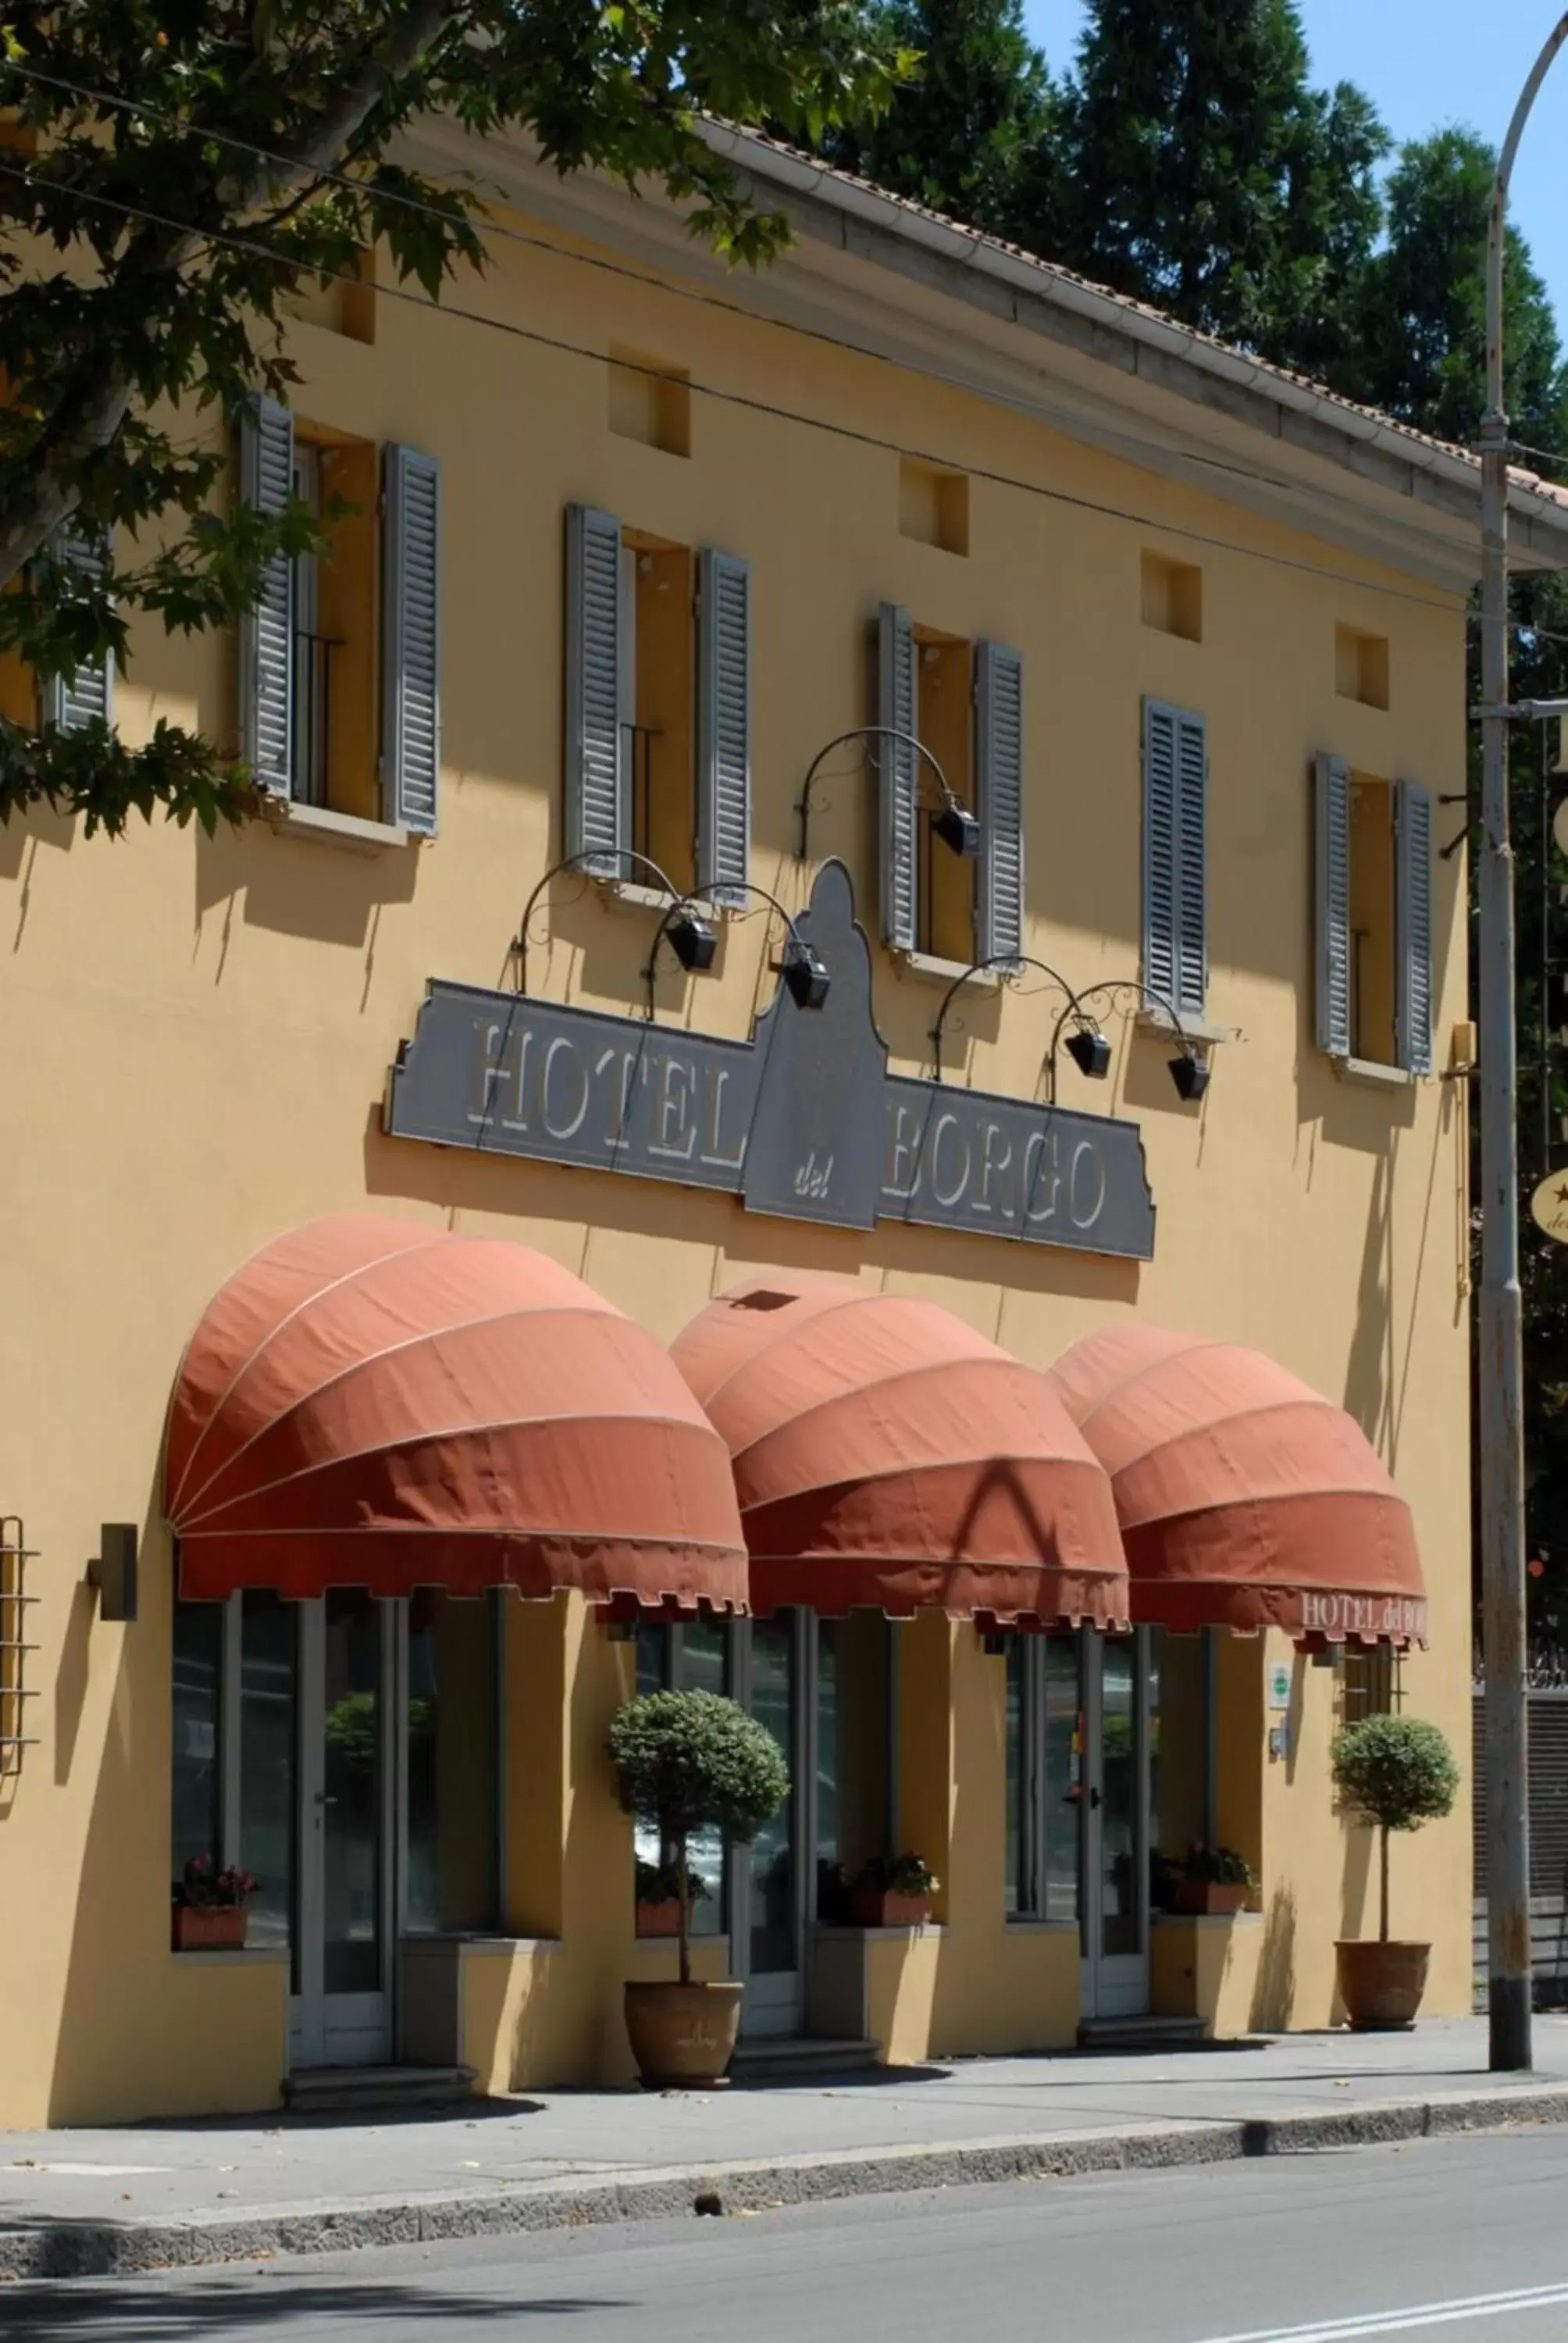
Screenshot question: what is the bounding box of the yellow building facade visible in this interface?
[2,125,1561,2124]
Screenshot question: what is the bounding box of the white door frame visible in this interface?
[732,1610,815,2038]
[1080,1626,1153,2024]
[289,1595,398,2070]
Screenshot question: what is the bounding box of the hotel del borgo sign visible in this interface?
[385,861,1157,1262]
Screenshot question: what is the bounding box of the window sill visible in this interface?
[1135,1007,1238,1047]
[603,879,681,913]
[1153,1910,1264,1929]
[895,950,1001,990]
[170,1945,291,1967]
[1332,1055,1417,1089]
[401,1931,560,1952]
[813,1922,947,1940]
[267,798,413,855]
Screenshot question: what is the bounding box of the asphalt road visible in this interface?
[8,2128,1568,2341]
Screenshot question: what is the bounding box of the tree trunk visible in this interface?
[1379,1823,1390,1944]
[676,1833,692,1989]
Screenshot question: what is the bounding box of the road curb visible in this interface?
[5,2085,1568,2281]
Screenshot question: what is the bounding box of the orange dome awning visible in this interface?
[165,1215,747,1612]
[1049,1323,1428,1648]
[670,1274,1130,1628]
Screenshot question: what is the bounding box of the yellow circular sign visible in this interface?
[1530,1171,1568,1244]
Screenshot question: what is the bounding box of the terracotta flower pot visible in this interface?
[624,1980,744,2088]
[172,1904,248,1952]
[850,1887,933,1928]
[1174,1880,1249,1917]
[1335,1939,1431,2031]
[636,1899,682,1938]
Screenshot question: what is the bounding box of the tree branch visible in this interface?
[0,2,460,589]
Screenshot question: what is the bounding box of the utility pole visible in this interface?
[1478,15,1568,2074]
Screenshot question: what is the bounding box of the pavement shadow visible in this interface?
[2,2277,622,2337]
[130,2097,548,2137]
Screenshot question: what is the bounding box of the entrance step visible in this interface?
[1077,2016,1209,2051]
[283,2063,476,2115]
[729,2035,881,2083]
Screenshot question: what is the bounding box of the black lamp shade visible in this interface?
[933,803,982,859]
[668,911,718,973]
[1169,1052,1210,1102]
[1065,1027,1112,1080]
[783,939,831,1010]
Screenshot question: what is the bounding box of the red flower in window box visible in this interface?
[172,1854,255,1952]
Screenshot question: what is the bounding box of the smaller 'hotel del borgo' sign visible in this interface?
[385,861,1158,1262]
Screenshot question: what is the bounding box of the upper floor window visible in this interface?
[1313,755,1432,1075]
[239,398,441,835]
[1142,696,1208,1021]
[10,526,117,739]
[565,504,750,903]
[877,602,1023,970]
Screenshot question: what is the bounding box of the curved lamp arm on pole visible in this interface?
[930,953,1092,1086]
[1046,978,1206,1104]
[644,878,831,1022]
[513,848,682,996]
[796,726,969,862]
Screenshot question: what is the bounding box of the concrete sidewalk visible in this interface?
[6,2017,1568,2281]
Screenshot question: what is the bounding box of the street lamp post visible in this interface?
[1478,13,1568,2075]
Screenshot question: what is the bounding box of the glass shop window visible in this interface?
[170,1599,224,1893]
[815,1614,895,1919]
[1006,1632,1084,1923]
[633,1617,729,1937]
[239,1592,298,1954]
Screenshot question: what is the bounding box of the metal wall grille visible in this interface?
[0,1516,38,1778]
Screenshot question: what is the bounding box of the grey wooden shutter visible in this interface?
[238,396,294,796]
[1314,753,1352,1057]
[40,527,113,733]
[696,547,750,906]
[1174,709,1208,1016]
[975,640,1024,966]
[878,601,918,950]
[1142,698,1178,1006]
[565,505,626,872]
[381,443,442,836]
[1396,778,1434,1075]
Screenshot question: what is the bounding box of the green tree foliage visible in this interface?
[1332,130,1567,453]
[1055,0,1386,371]
[608,1690,789,1985]
[1331,1714,1459,1942]
[823,0,1062,249]
[0,2,903,834]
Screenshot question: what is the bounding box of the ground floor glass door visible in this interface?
[290,1592,396,2069]
[1082,1628,1155,2022]
[732,1611,811,2038]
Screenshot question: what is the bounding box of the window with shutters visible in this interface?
[1313,759,1433,1075]
[877,609,1024,971]
[564,505,749,905]
[1142,698,1207,1019]
[238,403,440,837]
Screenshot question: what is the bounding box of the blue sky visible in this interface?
[1021,2,1568,328]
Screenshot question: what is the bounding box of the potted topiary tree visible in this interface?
[609,1689,789,2087]
[1330,1712,1461,2030]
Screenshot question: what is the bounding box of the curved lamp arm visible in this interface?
[513,849,682,994]
[930,953,1091,1085]
[1046,977,1197,1102]
[796,726,962,861]
[644,878,822,1021]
